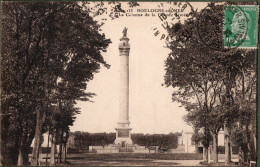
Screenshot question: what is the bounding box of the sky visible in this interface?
[70,2,208,134]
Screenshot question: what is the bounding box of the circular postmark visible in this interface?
[153,2,194,43]
[197,4,249,50]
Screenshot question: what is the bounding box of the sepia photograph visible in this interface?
[1,1,258,166]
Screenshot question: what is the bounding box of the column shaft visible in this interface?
[119,55,129,123]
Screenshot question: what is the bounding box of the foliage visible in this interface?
[1,2,111,165]
[132,133,178,149]
[164,2,257,164]
[71,132,178,150]
[191,132,203,143]
[72,132,116,148]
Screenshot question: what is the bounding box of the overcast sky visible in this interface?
[70,2,208,134]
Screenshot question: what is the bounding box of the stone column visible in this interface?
[115,28,132,147]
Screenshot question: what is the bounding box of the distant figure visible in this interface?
[123,27,128,37]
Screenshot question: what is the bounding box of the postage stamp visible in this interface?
[224,5,259,48]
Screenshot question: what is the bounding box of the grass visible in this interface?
[66,153,199,166]
[67,153,203,160]
[39,153,240,166]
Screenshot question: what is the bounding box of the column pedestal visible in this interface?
[115,122,132,147]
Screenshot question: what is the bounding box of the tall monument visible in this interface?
[115,27,132,148]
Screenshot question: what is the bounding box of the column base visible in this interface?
[115,128,132,148]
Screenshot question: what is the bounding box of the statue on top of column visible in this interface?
[123,27,128,37]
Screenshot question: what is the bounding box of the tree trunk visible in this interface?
[0,151,2,166]
[58,143,62,163]
[22,144,31,165]
[17,149,24,166]
[208,147,211,164]
[212,133,218,163]
[238,146,243,165]
[17,141,24,166]
[31,109,41,166]
[0,119,2,166]
[62,144,66,162]
[253,133,256,160]
[203,146,208,163]
[50,134,56,165]
[46,131,50,164]
[254,134,256,154]
[0,141,3,166]
[245,124,251,164]
[195,142,199,153]
[224,124,231,166]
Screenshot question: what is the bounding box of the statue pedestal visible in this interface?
[115,126,132,148]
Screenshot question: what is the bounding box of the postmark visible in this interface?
[224,5,258,49]
[153,2,194,43]
[152,3,258,50]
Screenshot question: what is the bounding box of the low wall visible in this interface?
[89,145,119,153]
[89,145,154,153]
[133,146,146,150]
[133,149,152,153]
[95,149,119,153]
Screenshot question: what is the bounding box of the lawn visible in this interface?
[39,153,239,166]
[65,153,203,166]
[67,153,203,161]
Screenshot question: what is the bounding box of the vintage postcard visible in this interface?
[1,1,258,166]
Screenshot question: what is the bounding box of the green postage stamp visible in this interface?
[224,5,259,48]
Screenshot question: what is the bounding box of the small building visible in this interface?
[177,135,183,145]
[182,131,197,153]
[67,135,75,148]
[177,130,225,153]
[30,132,76,149]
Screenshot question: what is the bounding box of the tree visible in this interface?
[1,2,111,165]
[230,65,256,164]
[165,15,224,163]
[164,2,257,165]
[2,3,49,165]
[132,133,178,151]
